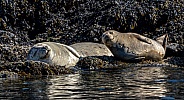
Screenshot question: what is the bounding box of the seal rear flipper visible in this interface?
[156,34,168,50]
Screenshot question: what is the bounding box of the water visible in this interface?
[0,66,184,99]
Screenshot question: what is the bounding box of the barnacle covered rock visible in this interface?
[0,71,19,79]
[0,61,73,78]
[76,56,173,70]
[76,56,136,70]
[164,57,184,67]
[0,0,183,76]
[166,43,184,57]
[0,0,183,44]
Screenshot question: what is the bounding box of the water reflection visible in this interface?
[46,66,171,99]
[0,77,50,99]
[47,74,83,99]
[0,66,184,99]
[122,67,168,99]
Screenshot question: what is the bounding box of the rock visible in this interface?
[166,43,184,57]
[76,56,123,70]
[1,0,183,44]
[0,61,73,78]
[164,57,184,67]
[76,56,173,70]
[0,0,183,76]
[0,71,19,79]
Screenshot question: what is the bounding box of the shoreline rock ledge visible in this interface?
[0,0,183,78]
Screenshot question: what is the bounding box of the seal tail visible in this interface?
[156,34,168,50]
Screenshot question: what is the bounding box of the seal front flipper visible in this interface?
[125,55,145,62]
[133,34,152,44]
[134,56,145,60]
[56,43,81,58]
[156,34,168,50]
[120,52,145,61]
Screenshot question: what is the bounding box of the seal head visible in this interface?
[27,42,80,68]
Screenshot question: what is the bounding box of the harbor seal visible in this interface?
[70,42,113,57]
[102,30,168,61]
[27,42,113,68]
[27,42,80,68]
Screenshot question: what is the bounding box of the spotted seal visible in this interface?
[102,30,168,61]
[27,42,80,68]
[70,42,113,57]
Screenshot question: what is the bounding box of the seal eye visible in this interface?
[109,32,113,34]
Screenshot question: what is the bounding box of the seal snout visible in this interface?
[102,31,114,45]
[102,33,108,44]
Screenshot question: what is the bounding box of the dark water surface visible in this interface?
[0,66,184,100]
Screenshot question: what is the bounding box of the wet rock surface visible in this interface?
[0,61,73,78]
[76,56,173,70]
[0,0,183,77]
[166,43,184,57]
